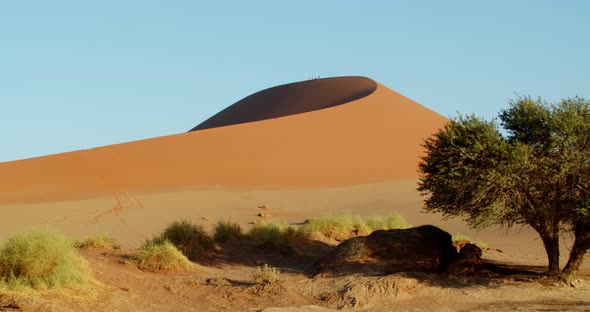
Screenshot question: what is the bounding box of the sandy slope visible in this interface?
[0,77,446,204]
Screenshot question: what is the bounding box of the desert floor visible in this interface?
[2,236,589,312]
[1,180,589,311]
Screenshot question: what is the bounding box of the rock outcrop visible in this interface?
[314,225,458,276]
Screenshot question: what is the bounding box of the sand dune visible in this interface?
[0,76,447,204]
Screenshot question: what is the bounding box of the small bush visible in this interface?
[148,220,214,259]
[136,240,192,272]
[252,264,281,293]
[0,230,93,289]
[74,234,120,250]
[213,221,243,243]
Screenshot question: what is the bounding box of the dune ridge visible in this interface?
[190,76,378,131]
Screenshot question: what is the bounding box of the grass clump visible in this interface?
[213,221,243,243]
[136,240,192,272]
[74,233,120,250]
[452,233,488,249]
[248,222,300,246]
[147,219,214,259]
[0,229,93,289]
[252,264,281,294]
[364,213,409,231]
[300,213,409,241]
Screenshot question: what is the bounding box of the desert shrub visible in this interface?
[148,219,214,259]
[248,222,300,246]
[0,229,93,289]
[300,213,409,241]
[213,221,243,242]
[136,240,192,272]
[452,233,488,249]
[74,233,120,250]
[252,264,281,293]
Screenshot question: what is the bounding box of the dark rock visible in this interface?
[313,225,458,276]
[447,243,484,275]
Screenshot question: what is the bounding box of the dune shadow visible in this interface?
[190,76,378,131]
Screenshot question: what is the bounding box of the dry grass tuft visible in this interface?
[74,234,120,250]
[136,240,192,272]
[252,264,282,294]
[0,229,95,290]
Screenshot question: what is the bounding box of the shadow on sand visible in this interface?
[185,233,556,290]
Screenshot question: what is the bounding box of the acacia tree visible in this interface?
[418,96,590,278]
[550,98,590,277]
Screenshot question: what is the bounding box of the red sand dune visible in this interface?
[0,76,446,204]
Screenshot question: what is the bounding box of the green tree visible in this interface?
[418,96,590,278]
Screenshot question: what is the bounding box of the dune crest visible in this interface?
[191,76,377,131]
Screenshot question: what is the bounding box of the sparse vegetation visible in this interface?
[147,219,214,259]
[299,213,409,241]
[252,264,281,293]
[213,221,243,242]
[74,233,120,250]
[136,240,192,272]
[0,229,94,289]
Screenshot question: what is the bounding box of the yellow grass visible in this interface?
[299,213,409,241]
[136,240,192,272]
[74,233,120,250]
[0,229,95,290]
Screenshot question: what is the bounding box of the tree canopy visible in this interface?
[418,96,590,278]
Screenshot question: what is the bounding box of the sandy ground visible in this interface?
[0,180,586,272]
[0,181,540,251]
[3,242,588,312]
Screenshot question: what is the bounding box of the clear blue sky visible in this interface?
[1,1,589,162]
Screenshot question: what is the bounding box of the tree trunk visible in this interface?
[562,225,590,279]
[540,231,561,275]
